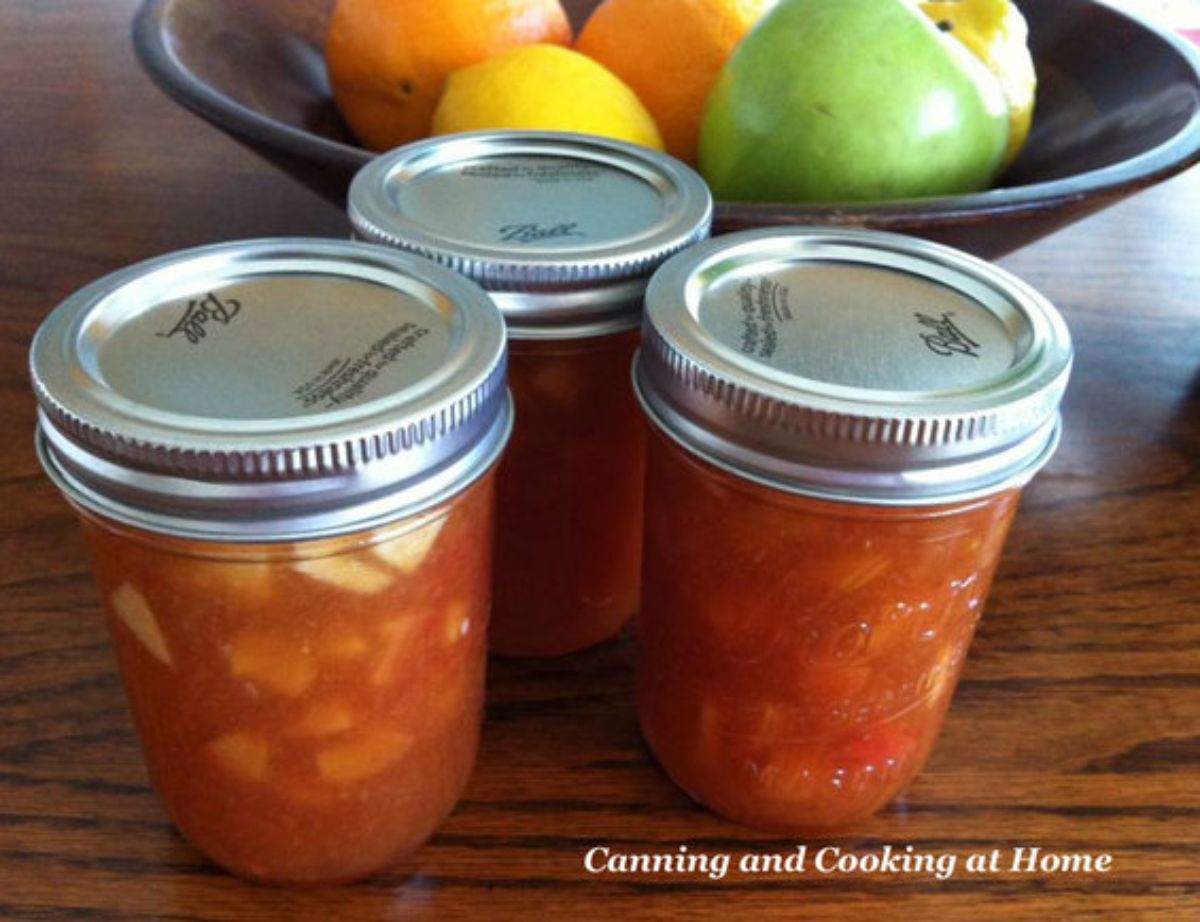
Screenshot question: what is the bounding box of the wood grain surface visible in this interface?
[2,1,1198,919]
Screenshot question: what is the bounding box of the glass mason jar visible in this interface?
[633,228,1073,831]
[30,240,512,884]
[348,131,712,656]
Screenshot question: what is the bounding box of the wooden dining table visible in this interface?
[2,1,1198,918]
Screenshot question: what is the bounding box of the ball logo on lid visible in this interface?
[155,291,242,345]
[498,222,587,245]
[914,312,982,359]
[347,133,714,336]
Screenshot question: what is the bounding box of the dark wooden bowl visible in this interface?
[133,0,1200,258]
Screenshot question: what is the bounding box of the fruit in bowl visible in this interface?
[923,0,1038,168]
[325,0,1039,205]
[576,0,778,163]
[700,0,1030,202]
[131,0,1200,257]
[327,0,770,162]
[431,44,664,150]
[325,0,573,150]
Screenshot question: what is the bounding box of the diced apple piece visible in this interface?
[287,700,358,737]
[228,628,318,698]
[316,728,414,785]
[215,561,273,602]
[171,557,274,606]
[293,555,392,595]
[208,730,270,783]
[315,628,370,662]
[110,583,172,666]
[370,615,419,687]
[746,701,789,741]
[371,515,446,575]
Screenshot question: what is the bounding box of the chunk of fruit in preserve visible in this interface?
[287,700,359,737]
[228,627,320,698]
[207,731,272,783]
[633,227,1072,830]
[110,582,172,666]
[316,727,417,785]
[293,554,393,594]
[371,514,445,573]
[30,239,511,884]
[348,131,713,656]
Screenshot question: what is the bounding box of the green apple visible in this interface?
[699,0,1010,202]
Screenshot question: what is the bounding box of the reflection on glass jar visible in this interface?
[634,228,1073,831]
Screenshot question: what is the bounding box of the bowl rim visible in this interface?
[132,0,371,174]
[132,0,1200,223]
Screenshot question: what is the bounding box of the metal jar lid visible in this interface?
[634,228,1074,505]
[31,238,512,541]
[347,130,713,338]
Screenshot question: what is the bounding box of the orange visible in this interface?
[576,0,776,163]
[326,0,573,151]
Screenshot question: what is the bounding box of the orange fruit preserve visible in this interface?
[82,480,494,882]
[633,227,1073,830]
[348,132,712,657]
[326,0,572,150]
[30,240,512,883]
[639,429,1017,829]
[576,0,776,162]
[490,331,645,655]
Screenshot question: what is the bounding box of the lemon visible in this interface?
[920,0,1036,167]
[431,44,664,150]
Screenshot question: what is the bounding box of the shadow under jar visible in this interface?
[30,240,512,884]
[633,228,1073,831]
[348,132,712,657]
